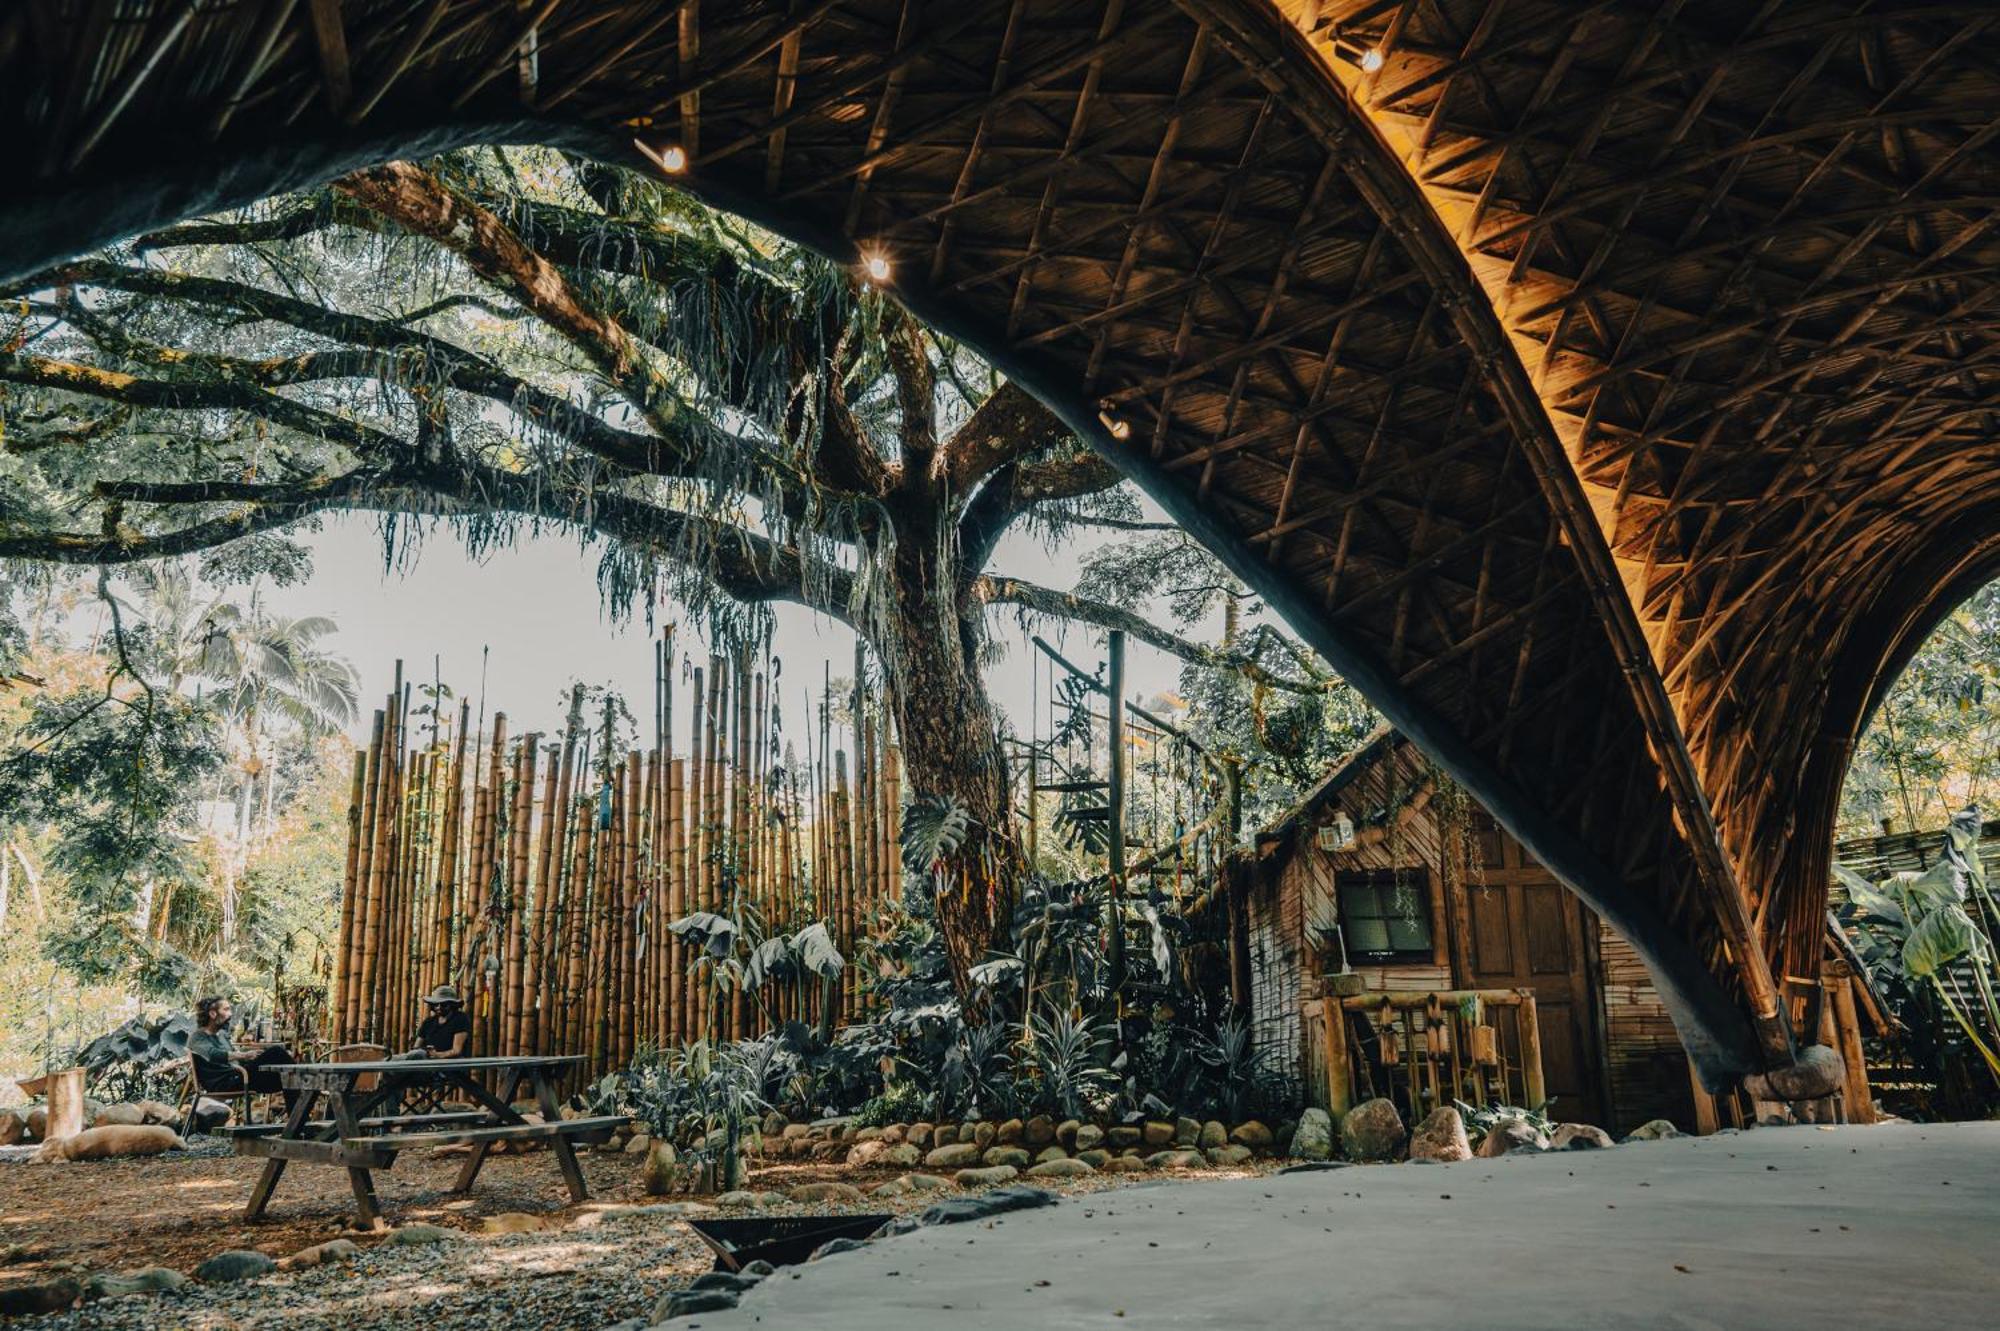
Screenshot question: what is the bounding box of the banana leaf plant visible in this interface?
[1836,805,2000,1085]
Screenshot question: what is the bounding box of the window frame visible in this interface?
[1332,867,1438,965]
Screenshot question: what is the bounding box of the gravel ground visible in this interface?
[1,1137,1276,1330]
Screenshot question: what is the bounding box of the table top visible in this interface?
[281,1055,584,1075]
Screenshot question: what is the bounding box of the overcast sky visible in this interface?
[259,511,1203,754]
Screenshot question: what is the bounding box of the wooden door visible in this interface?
[1454,825,1608,1126]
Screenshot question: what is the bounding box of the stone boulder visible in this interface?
[789,1181,865,1203]
[1075,1149,1111,1168]
[0,1276,80,1316]
[1174,1116,1202,1147]
[1106,1125,1142,1148]
[1408,1107,1472,1163]
[925,1141,982,1169]
[481,1213,550,1235]
[1624,1119,1683,1142]
[1023,1115,1056,1148]
[971,1121,996,1149]
[762,1111,790,1137]
[997,1118,1025,1145]
[1147,1149,1207,1170]
[1142,1121,1176,1147]
[908,1122,935,1149]
[1550,1123,1616,1151]
[1074,1123,1105,1151]
[880,1124,907,1145]
[1100,1155,1149,1173]
[1027,1157,1096,1179]
[82,1267,187,1301]
[1340,1099,1406,1162]
[901,1172,954,1192]
[25,1107,47,1140]
[954,1164,1020,1188]
[1057,1119,1081,1148]
[884,1142,922,1167]
[1199,1120,1228,1150]
[92,1102,147,1128]
[1205,1144,1254,1166]
[1475,1119,1551,1158]
[1291,1107,1334,1161]
[278,1239,362,1271]
[383,1223,462,1247]
[196,1250,276,1283]
[982,1146,1032,1169]
[1229,1121,1273,1151]
[0,1111,23,1146]
[1034,1145,1069,1164]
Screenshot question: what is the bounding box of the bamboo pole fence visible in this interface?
[328,644,902,1086]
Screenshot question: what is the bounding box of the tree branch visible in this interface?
[973,574,1317,695]
[957,449,1126,572]
[943,381,1073,491]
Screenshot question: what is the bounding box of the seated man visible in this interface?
[191,996,299,1117]
[385,985,470,1114]
[408,984,471,1059]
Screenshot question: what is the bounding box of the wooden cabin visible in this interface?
[1223,730,1698,1136]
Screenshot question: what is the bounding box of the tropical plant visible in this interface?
[1452,1099,1555,1148]
[1021,1007,1117,1120]
[1836,806,2000,1091]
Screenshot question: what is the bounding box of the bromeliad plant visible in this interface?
[1836,805,2000,1090]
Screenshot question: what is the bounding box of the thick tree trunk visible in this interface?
[874,529,1024,1000]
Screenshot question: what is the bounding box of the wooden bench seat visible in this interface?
[350,1115,628,1151]
[219,1110,489,1139]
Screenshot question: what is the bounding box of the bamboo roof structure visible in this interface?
[3,0,1994,1088]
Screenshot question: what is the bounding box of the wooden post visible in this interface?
[1106,631,1128,1003]
[1516,989,1546,1110]
[1826,961,1876,1124]
[333,747,368,1044]
[1321,996,1352,1118]
[46,1067,85,1140]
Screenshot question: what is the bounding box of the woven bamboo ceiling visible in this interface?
[4,0,1996,1083]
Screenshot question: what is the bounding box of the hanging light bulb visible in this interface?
[1360,47,1385,72]
[861,251,893,283]
[1097,406,1132,441]
[658,143,688,173]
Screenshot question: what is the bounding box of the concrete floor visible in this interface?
[690,1121,1998,1330]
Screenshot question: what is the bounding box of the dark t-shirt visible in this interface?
[417,1009,471,1056]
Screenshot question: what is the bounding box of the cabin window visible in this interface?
[1335,869,1434,963]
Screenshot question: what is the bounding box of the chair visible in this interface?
[172,1055,264,1138]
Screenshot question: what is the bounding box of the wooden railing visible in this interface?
[1306,987,1546,1121]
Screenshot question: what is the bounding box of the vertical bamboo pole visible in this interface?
[430,701,471,991]
[357,696,398,1043]
[687,663,708,1041]
[668,757,688,1046]
[619,750,643,1066]
[559,793,592,1066]
[334,742,371,1044]
[503,738,535,1056]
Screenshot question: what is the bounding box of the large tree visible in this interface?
[0,149,1325,992]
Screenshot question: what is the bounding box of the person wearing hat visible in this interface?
[409,984,470,1059]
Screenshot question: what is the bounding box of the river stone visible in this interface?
[908,1122,934,1149]
[1034,1145,1069,1164]
[1206,1144,1254,1166]
[873,1177,913,1198]
[383,1223,462,1247]
[1551,1123,1616,1151]
[881,1123,907,1144]
[277,1239,361,1270]
[782,1122,812,1140]
[1023,1115,1056,1147]
[983,1145,1032,1168]
[790,1181,865,1203]
[661,1290,743,1316]
[1057,1118,1081,1148]
[1074,1124,1105,1151]
[481,1212,550,1235]
[1409,1107,1472,1163]
[884,1142,922,1166]
[1291,1107,1334,1161]
[1141,1121,1176,1147]
[0,1276,80,1316]
[901,1172,954,1191]
[1229,1121,1274,1150]
[1101,1154,1150,1173]
[997,1117,1024,1145]
[972,1121,997,1149]
[925,1141,982,1169]
[82,1267,187,1301]
[1027,1157,1096,1178]
[1341,1099,1406,1162]
[1106,1125,1142,1148]
[1476,1119,1551,1157]
[1199,1120,1228,1150]
[93,1103,146,1128]
[25,1107,47,1140]
[853,1126,884,1143]
[1174,1116,1202,1147]
[955,1164,1019,1188]
[0,1112,23,1146]
[1147,1149,1208,1169]
[1624,1119,1683,1142]
[762,1111,789,1136]
[1076,1149,1111,1168]
[847,1139,891,1166]
[196,1250,276,1283]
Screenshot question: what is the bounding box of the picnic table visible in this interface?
[222,1055,626,1225]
